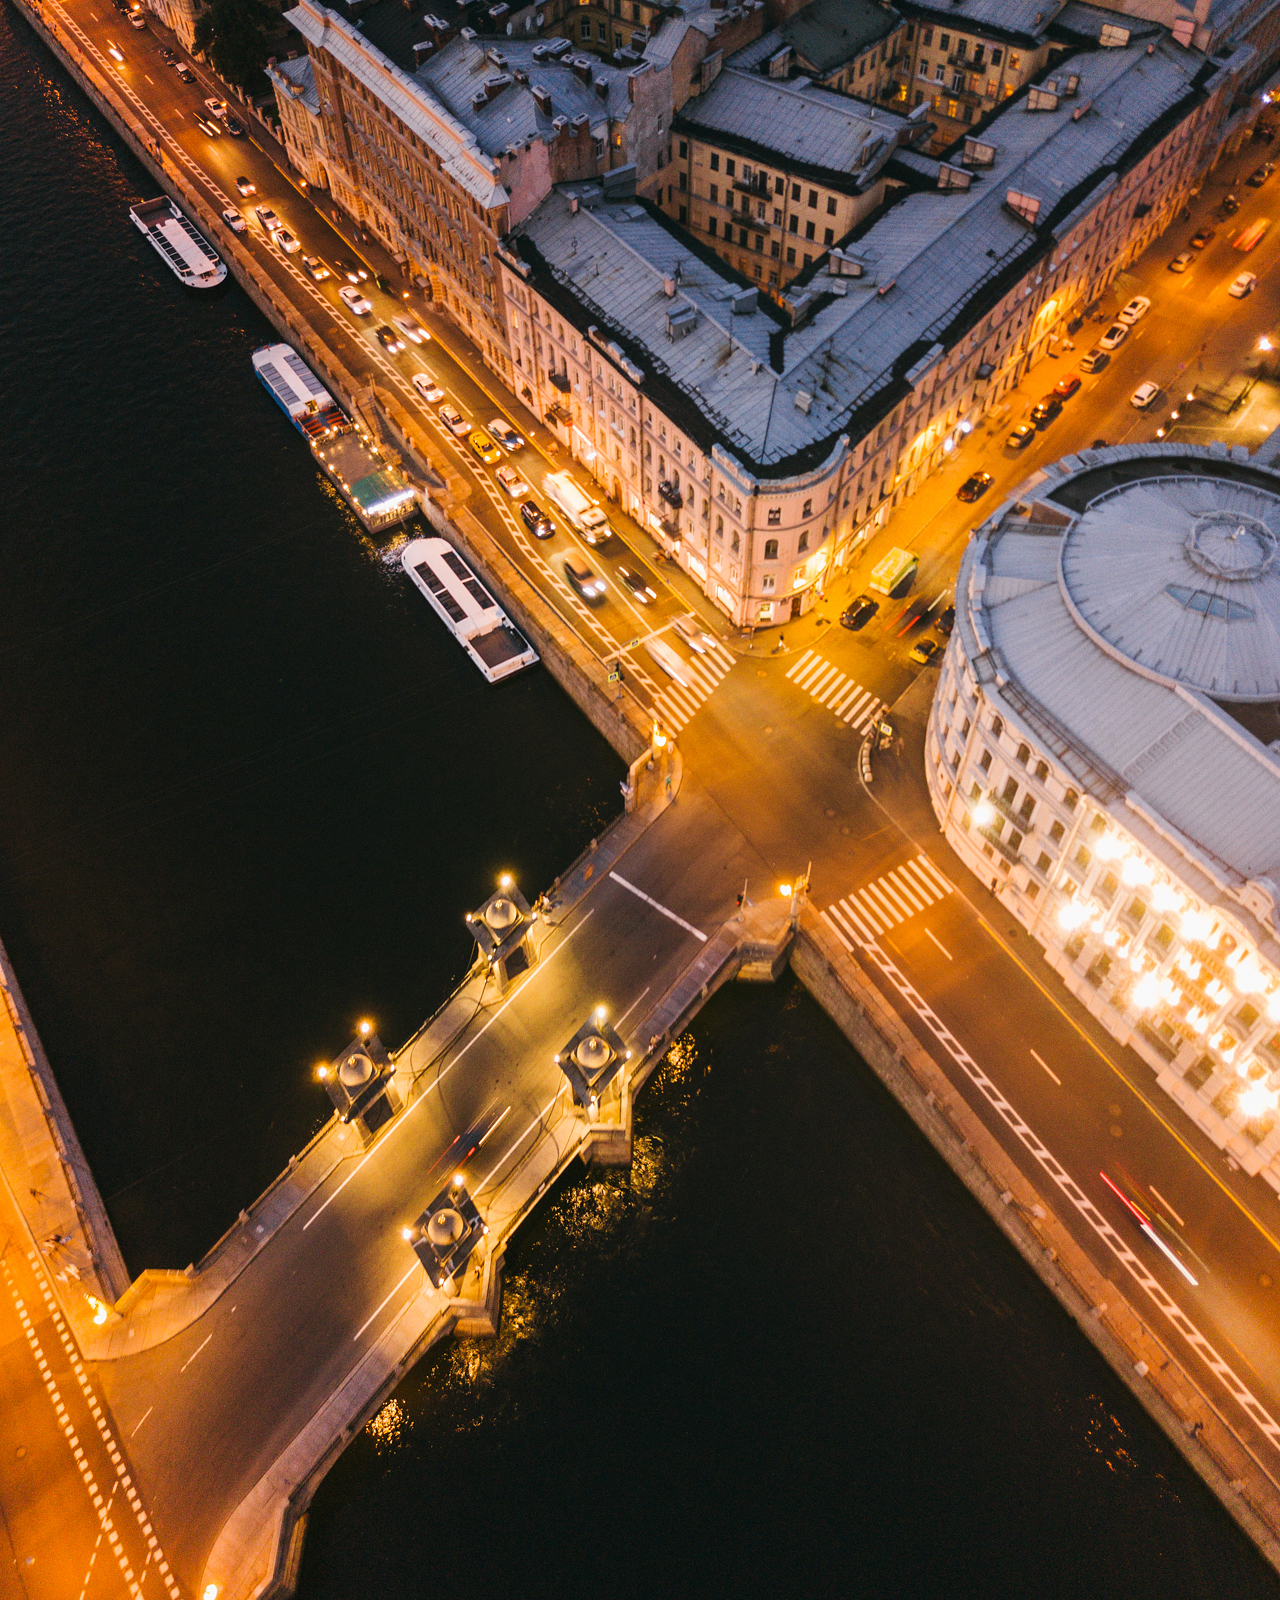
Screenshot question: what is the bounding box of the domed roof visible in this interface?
[1059,475,1280,702]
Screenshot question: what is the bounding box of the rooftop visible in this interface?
[776,0,900,75]
[898,0,1067,48]
[270,52,319,114]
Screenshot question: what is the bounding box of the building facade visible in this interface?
[892,1,1057,142]
[924,444,1280,1186]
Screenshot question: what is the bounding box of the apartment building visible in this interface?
[759,0,905,99]
[665,67,921,287]
[499,23,1238,628]
[268,55,328,188]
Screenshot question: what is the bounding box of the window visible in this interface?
[773,208,782,225]
[826,196,837,215]
[921,26,932,45]
[726,159,736,177]
[990,716,1003,740]
[786,247,796,265]
[708,217,717,237]
[597,21,607,40]
[788,215,799,233]
[805,220,815,241]
[991,48,1002,65]
[824,228,834,246]
[710,153,720,172]
[978,750,993,773]
[762,575,775,594]
[1036,852,1051,874]
[678,172,687,191]
[1010,52,1020,70]
[802,498,812,516]
[808,189,818,208]
[767,507,781,525]
[1002,777,1018,804]
[709,184,718,204]
[798,530,809,553]
[918,60,930,79]
[939,32,950,48]
[580,18,590,37]
[1016,742,1030,766]
[764,539,779,560]
[739,227,748,246]
[1048,820,1065,844]
[775,176,784,193]
[934,62,945,81]
[771,240,780,258]
[679,205,687,224]
[791,183,801,201]
[1034,759,1049,781]
[678,140,687,158]
[1064,788,1078,811]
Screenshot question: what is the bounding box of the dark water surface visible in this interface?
[2,8,1277,1595]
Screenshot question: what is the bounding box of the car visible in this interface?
[338,284,372,314]
[1190,226,1216,248]
[1230,270,1258,297]
[221,206,246,233]
[1078,347,1110,373]
[495,465,530,498]
[1130,380,1160,409]
[254,204,281,232]
[520,500,555,538]
[1117,295,1151,326]
[128,9,146,24]
[894,597,931,637]
[235,175,256,197]
[956,471,993,503]
[617,566,657,604]
[1006,422,1037,450]
[1029,395,1062,428]
[1098,322,1129,350]
[393,315,428,345]
[468,430,503,465]
[909,638,944,666]
[194,116,220,137]
[488,418,525,452]
[1247,162,1274,187]
[204,97,228,118]
[673,612,713,652]
[175,62,195,82]
[935,604,956,637]
[106,40,125,59]
[1052,374,1082,400]
[840,594,879,631]
[1223,193,1241,213]
[411,373,445,402]
[439,404,470,437]
[160,45,176,60]
[301,254,330,281]
[375,324,404,352]
[1168,251,1196,272]
[224,116,244,137]
[565,559,606,601]
[275,227,301,253]
[332,257,368,283]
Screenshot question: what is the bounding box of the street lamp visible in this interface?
[972,798,995,826]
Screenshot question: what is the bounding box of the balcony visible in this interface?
[732,175,772,198]
[658,478,684,508]
[977,823,1020,865]
[548,367,570,393]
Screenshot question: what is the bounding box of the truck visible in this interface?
[868,547,919,597]
[544,472,611,545]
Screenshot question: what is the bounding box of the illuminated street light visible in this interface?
[972,799,995,826]
[1261,336,1274,352]
[358,1019,372,1037]
[779,882,793,898]
[1240,1082,1278,1118]
[499,872,513,890]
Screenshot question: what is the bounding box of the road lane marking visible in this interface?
[1150,1184,1187,1228]
[1030,1049,1061,1086]
[129,1406,152,1437]
[179,1332,212,1372]
[924,928,952,961]
[859,940,1280,1452]
[479,1089,561,1193]
[476,1106,510,1147]
[354,1265,419,1342]
[609,871,708,941]
[615,985,651,1028]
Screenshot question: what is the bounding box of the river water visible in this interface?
[2,8,1277,1595]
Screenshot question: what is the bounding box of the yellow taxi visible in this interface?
[468,430,503,465]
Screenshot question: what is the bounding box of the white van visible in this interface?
[544,472,610,545]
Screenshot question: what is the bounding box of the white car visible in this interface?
[645,637,692,688]
[128,8,146,24]
[1230,270,1258,298]
[1130,380,1160,409]
[204,97,228,120]
[1117,295,1151,326]
[1098,322,1129,350]
[339,284,372,314]
[393,315,428,345]
[275,227,301,253]
[495,465,529,498]
[221,206,247,233]
[411,373,445,402]
[488,418,525,452]
[673,613,712,654]
[235,175,257,197]
[254,205,281,233]
[438,403,470,437]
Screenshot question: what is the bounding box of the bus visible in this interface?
[868,547,919,597]
[1233,217,1270,252]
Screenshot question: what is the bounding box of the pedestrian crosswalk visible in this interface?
[823,853,953,948]
[649,638,737,733]
[785,649,884,731]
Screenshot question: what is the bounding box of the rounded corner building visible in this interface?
[926,443,1280,1187]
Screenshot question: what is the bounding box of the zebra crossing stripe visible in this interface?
[821,909,855,951]
[815,672,847,706]
[886,869,929,913]
[862,882,905,925]
[915,854,954,896]
[649,637,736,732]
[836,898,880,942]
[784,648,815,681]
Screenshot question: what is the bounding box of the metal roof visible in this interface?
[271,53,320,114]
[777,0,900,74]
[903,0,1067,45]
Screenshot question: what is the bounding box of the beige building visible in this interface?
[893,1,1057,144]
[267,55,328,188]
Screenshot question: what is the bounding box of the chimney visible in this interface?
[572,55,593,84]
[663,274,676,296]
[412,39,435,64]
[532,83,552,114]
[594,75,609,99]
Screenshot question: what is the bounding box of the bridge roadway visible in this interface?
[91,774,771,1591]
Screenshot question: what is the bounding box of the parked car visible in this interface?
[1117,295,1151,325]
[909,638,944,666]
[1052,374,1082,400]
[254,204,281,232]
[160,45,176,60]
[673,613,713,652]
[488,418,525,452]
[338,284,372,314]
[935,604,956,637]
[520,501,555,539]
[840,594,879,631]
[1130,380,1160,409]
[956,471,993,502]
[375,324,404,352]
[617,566,657,604]
[221,206,247,233]
[235,175,256,196]
[411,373,445,402]
[1006,422,1037,449]
[469,430,503,465]
[495,465,530,498]
[1230,270,1258,297]
[1029,395,1062,428]
[439,403,470,436]
[1168,251,1195,273]
[224,116,245,137]
[301,254,330,281]
[275,227,301,254]
[393,315,428,345]
[128,8,146,24]
[565,559,606,601]
[175,62,195,82]
[1222,193,1240,214]
[1078,347,1109,373]
[1098,322,1129,350]
[1190,226,1216,248]
[1247,162,1274,187]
